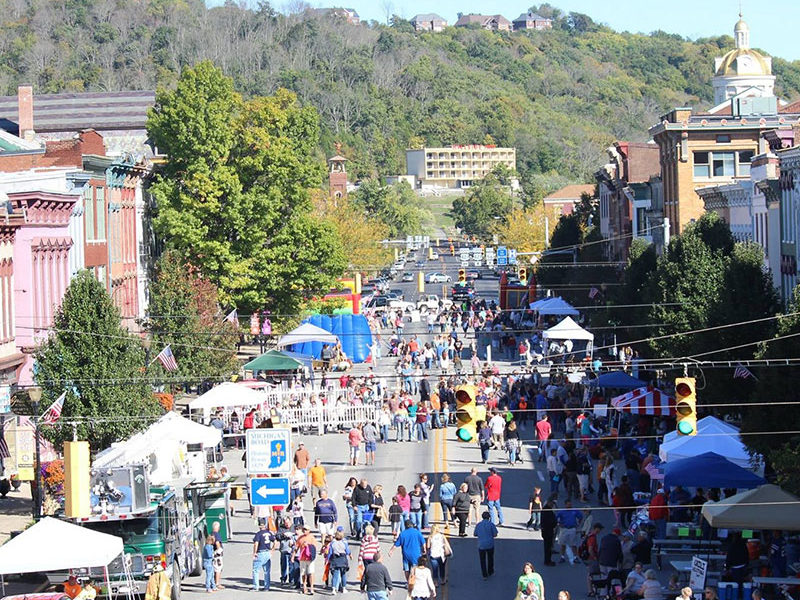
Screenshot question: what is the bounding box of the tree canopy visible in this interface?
[34,271,161,452]
[147,61,346,313]
[451,172,514,237]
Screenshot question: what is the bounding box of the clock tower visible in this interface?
[328,142,348,203]
[711,14,775,105]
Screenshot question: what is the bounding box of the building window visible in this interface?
[84,187,95,241]
[716,134,731,144]
[713,152,735,177]
[694,152,710,178]
[738,150,754,177]
[96,187,106,241]
[636,207,647,236]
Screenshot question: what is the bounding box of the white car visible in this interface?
[401,272,414,282]
[425,272,451,283]
[417,294,453,312]
[429,252,439,260]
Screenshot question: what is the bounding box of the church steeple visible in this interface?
[734,12,750,49]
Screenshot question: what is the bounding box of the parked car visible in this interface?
[425,272,451,283]
[401,272,414,282]
[451,281,475,301]
[429,251,439,260]
[465,269,480,280]
[415,260,425,268]
[389,289,405,300]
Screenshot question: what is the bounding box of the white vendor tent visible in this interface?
[277,323,339,348]
[543,316,594,341]
[0,516,123,575]
[701,484,800,530]
[659,416,763,474]
[188,381,267,420]
[93,412,222,483]
[662,416,738,445]
[530,297,579,316]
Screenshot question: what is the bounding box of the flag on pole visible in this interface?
[733,363,756,380]
[224,309,238,324]
[588,287,600,299]
[41,391,66,425]
[156,345,179,372]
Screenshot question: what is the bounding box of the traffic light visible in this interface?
[455,385,477,442]
[675,377,697,436]
[518,266,527,284]
[458,268,466,282]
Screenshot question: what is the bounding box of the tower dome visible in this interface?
[733,15,750,48]
[712,14,775,105]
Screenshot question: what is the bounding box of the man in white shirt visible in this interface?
[488,412,506,450]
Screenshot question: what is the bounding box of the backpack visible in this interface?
[578,533,595,560]
[299,542,316,561]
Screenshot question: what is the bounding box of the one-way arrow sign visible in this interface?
[250,477,290,506]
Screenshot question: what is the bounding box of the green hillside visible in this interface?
[2,1,798,193]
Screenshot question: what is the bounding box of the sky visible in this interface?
[291,0,799,61]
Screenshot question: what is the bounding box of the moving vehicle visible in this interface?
[451,281,476,301]
[425,272,451,283]
[401,272,414,282]
[365,294,414,312]
[429,251,439,260]
[415,260,425,268]
[465,269,481,280]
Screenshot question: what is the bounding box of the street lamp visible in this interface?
[27,386,42,520]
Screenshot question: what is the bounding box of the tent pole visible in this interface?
[104,565,111,600]
[2,573,6,596]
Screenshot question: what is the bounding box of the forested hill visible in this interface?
[2,1,799,192]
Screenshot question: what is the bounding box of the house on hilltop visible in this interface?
[410,13,448,32]
[311,7,360,25]
[512,12,553,31]
[454,13,512,32]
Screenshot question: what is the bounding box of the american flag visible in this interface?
[733,363,756,380]
[41,391,66,425]
[156,345,179,372]
[224,309,238,324]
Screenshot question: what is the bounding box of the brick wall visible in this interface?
[0,129,105,172]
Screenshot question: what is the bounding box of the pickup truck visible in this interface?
[416,294,453,312]
[366,294,414,312]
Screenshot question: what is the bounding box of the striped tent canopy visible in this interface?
[611,386,675,416]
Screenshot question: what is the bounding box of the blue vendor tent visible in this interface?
[589,370,646,390]
[289,314,373,363]
[664,452,765,489]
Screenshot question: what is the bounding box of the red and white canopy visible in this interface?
[611,386,675,416]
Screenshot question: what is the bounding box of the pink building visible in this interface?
[9,190,77,385]
[0,209,24,386]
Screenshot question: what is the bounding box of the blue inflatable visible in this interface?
[289,314,373,363]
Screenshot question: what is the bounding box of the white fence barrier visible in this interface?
[279,404,379,435]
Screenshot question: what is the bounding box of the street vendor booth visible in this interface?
[612,386,675,417]
[588,370,646,390]
[701,484,800,530]
[663,452,765,488]
[530,296,580,316]
[188,381,269,422]
[542,316,594,360]
[0,517,124,595]
[243,348,311,374]
[277,322,339,349]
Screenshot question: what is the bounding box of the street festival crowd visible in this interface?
[203,300,798,600]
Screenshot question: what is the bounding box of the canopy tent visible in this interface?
[611,386,675,416]
[277,323,339,349]
[188,381,268,420]
[93,412,222,483]
[530,296,579,316]
[663,452,765,488]
[589,370,646,390]
[542,316,594,341]
[243,349,306,372]
[701,485,800,530]
[662,416,738,445]
[659,418,763,473]
[0,517,123,575]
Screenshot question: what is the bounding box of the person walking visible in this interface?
[308,459,328,504]
[360,551,393,600]
[527,486,543,531]
[453,483,472,538]
[202,535,216,593]
[277,517,296,586]
[485,468,504,526]
[478,420,492,463]
[409,556,436,599]
[389,520,426,582]
[352,479,374,540]
[327,529,351,594]
[363,421,379,466]
[464,468,485,525]
[474,511,498,580]
[348,424,363,466]
[556,500,583,564]
[547,448,563,495]
[343,477,358,537]
[505,421,521,465]
[488,411,506,450]
[438,474,457,525]
[419,473,434,530]
[598,528,622,577]
[516,562,545,600]
[426,524,452,585]
[294,526,318,595]
[409,483,426,531]
[212,539,224,590]
[251,519,275,591]
[358,524,380,570]
[535,414,551,462]
[541,500,557,567]
[314,489,338,537]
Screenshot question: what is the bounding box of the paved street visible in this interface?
[180,249,619,600]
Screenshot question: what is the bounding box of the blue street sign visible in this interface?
[250,477,290,506]
[497,246,508,266]
[509,249,518,265]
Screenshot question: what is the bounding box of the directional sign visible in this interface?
[509,249,518,265]
[250,477,290,506]
[246,428,292,474]
[459,248,470,264]
[496,246,508,266]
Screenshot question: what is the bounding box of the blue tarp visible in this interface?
[289,314,373,363]
[589,370,646,389]
[664,452,765,489]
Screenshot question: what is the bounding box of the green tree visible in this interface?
[147,62,346,313]
[350,179,429,238]
[451,174,514,237]
[34,271,161,452]
[147,250,240,384]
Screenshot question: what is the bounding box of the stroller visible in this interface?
[589,570,626,600]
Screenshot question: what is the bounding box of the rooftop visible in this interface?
[544,183,595,200]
